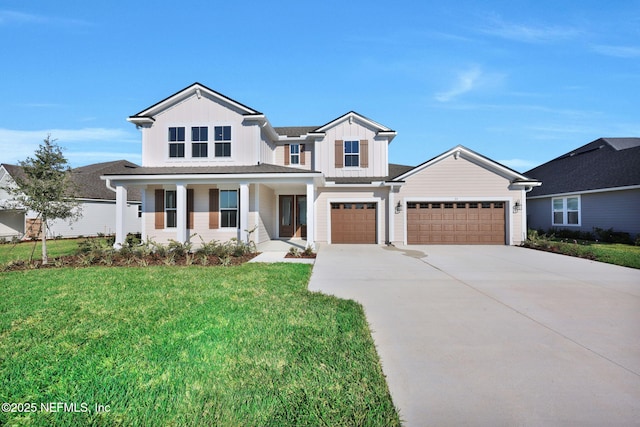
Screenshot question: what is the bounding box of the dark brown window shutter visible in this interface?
[154,189,164,229]
[300,144,305,165]
[187,188,194,230]
[335,140,344,168]
[360,140,369,168]
[209,188,219,229]
[284,144,290,165]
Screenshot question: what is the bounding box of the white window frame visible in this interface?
[165,190,177,228]
[191,126,208,158]
[344,140,360,167]
[168,127,185,158]
[552,195,581,226]
[219,189,238,228]
[214,125,232,158]
[290,143,300,165]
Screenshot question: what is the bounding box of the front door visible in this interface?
[279,195,307,238]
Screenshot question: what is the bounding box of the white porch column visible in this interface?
[306,182,315,249]
[176,183,188,243]
[388,186,395,244]
[239,182,249,243]
[114,185,127,248]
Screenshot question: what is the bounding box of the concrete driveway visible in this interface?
[308,245,640,426]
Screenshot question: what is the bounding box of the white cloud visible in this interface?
[480,16,581,43]
[0,10,44,24]
[435,66,483,102]
[592,44,640,58]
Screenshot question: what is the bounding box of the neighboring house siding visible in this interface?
[315,187,389,244]
[47,200,140,238]
[142,94,259,167]
[393,156,525,245]
[528,188,640,238]
[0,210,24,238]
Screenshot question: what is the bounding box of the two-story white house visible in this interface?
[103,82,539,248]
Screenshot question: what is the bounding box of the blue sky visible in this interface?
[1,0,638,172]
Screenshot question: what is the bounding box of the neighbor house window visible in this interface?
[344,140,359,167]
[552,196,580,226]
[214,126,231,157]
[169,127,185,158]
[290,144,300,164]
[191,126,208,158]
[165,190,177,228]
[220,190,237,227]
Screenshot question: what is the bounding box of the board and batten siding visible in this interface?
[392,155,524,245]
[317,120,389,178]
[141,92,265,167]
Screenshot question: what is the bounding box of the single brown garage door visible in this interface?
[407,202,505,244]
[331,202,376,243]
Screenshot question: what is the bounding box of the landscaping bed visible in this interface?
[522,230,640,269]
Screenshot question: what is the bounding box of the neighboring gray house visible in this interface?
[0,160,142,239]
[525,138,640,239]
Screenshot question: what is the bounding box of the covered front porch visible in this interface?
[102,167,324,250]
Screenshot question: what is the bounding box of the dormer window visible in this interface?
[168,127,185,158]
[214,126,231,157]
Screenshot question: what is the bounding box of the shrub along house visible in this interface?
[103,82,539,248]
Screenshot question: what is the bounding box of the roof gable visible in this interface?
[525,137,640,197]
[128,82,261,125]
[313,111,397,140]
[393,145,538,184]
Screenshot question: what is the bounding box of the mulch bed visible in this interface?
[2,252,259,272]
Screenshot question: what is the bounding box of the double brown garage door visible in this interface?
[331,202,376,243]
[407,202,505,244]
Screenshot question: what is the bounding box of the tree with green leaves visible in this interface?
[4,135,79,264]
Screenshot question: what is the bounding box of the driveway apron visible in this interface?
[308,244,640,426]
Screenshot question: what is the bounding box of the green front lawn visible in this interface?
[0,238,82,264]
[0,264,400,426]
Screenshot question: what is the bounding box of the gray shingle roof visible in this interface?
[103,163,321,176]
[273,126,319,137]
[525,138,640,197]
[326,163,414,184]
[2,160,141,201]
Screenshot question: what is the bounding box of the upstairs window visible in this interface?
[553,196,580,226]
[290,144,300,164]
[191,127,208,158]
[214,126,231,157]
[344,140,359,167]
[168,127,185,158]
[191,126,208,141]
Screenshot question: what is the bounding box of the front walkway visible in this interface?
[308,244,640,426]
[249,239,314,264]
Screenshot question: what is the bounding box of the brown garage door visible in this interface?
[331,202,376,243]
[407,202,505,244]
